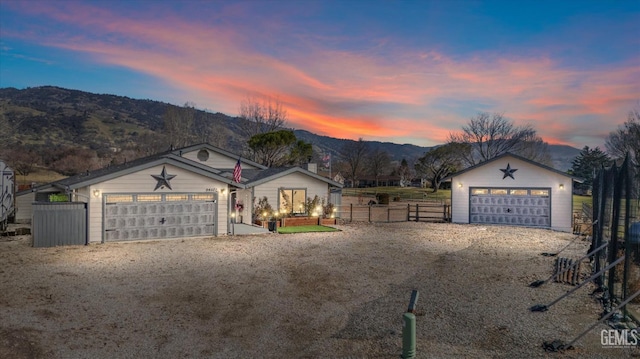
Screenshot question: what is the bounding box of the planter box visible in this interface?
[281,217,319,227]
[320,218,336,226]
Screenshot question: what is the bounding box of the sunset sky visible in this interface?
[1,0,638,149]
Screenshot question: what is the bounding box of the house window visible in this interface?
[509,189,528,196]
[279,188,307,214]
[491,189,508,195]
[197,149,209,161]
[471,188,489,195]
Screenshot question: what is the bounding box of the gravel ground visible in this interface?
[1,222,638,358]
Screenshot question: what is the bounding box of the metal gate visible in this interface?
[470,187,550,227]
[32,202,87,247]
[104,193,217,242]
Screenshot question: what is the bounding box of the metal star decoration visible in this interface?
[151,166,176,190]
[500,163,518,179]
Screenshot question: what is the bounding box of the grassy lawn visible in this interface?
[277,225,340,234]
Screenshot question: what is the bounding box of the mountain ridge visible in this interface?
[0,85,580,171]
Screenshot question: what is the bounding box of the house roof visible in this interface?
[170,143,268,170]
[19,143,342,195]
[442,152,583,182]
[19,150,246,195]
[242,166,343,188]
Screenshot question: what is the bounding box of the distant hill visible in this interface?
[0,86,579,171]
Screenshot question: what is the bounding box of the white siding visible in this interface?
[180,149,260,170]
[15,192,35,223]
[87,164,229,243]
[15,189,60,223]
[451,156,573,232]
[253,172,331,219]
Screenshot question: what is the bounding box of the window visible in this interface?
[530,189,549,196]
[471,188,488,195]
[197,149,209,161]
[137,194,162,202]
[166,194,188,201]
[279,188,307,214]
[509,189,528,196]
[105,194,133,203]
[192,194,215,201]
[491,189,508,195]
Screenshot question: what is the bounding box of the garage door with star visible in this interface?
[103,193,217,242]
[469,187,550,227]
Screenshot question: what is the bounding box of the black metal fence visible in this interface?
[591,156,640,318]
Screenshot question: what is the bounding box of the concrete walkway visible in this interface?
[228,223,271,236]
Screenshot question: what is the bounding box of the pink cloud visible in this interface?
[5,1,638,149]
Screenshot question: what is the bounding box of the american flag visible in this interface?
[322,153,331,167]
[233,158,242,183]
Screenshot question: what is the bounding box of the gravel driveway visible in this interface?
[1,222,637,358]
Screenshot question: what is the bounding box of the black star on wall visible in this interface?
[500,163,518,179]
[151,166,176,190]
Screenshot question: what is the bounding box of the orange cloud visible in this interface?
[4,1,638,149]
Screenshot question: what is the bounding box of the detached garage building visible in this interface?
[445,153,580,232]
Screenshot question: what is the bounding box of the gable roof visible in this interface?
[20,144,343,195]
[19,151,248,195]
[170,143,268,170]
[242,166,343,188]
[443,152,583,182]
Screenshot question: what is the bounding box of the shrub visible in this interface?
[253,196,273,221]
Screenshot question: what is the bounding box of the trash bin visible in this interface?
[268,220,277,232]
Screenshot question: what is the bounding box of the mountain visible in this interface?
[0,86,579,171]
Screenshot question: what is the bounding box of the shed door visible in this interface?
[104,193,216,242]
[469,188,550,227]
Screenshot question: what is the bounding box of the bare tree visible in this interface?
[340,138,368,187]
[0,110,23,154]
[163,103,197,148]
[367,148,391,187]
[606,109,640,167]
[0,113,12,150]
[395,158,412,187]
[238,96,288,139]
[448,112,549,166]
[415,143,468,192]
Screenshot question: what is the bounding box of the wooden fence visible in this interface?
[337,203,451,223]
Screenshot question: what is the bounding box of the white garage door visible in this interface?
[104,193,217,242]
[469,188,550,227]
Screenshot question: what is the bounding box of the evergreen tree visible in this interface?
[569,146,611,193]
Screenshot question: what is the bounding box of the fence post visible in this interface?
[388,207,391,222]
[368,204,371,222]
[415,204,419,222]
[407,203,410,221]
[350,203,353,223]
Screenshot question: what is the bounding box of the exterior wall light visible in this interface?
[458,183,463,188]
[93,189,100,198]
[559,184,564,189]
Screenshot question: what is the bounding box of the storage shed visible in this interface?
[445,153,580,232]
